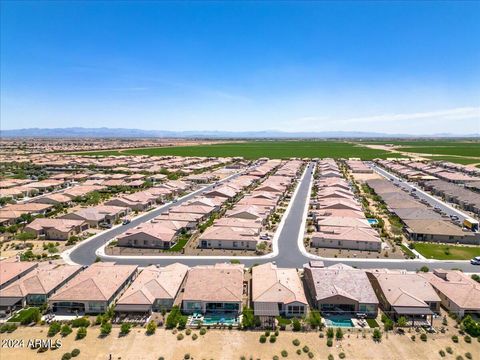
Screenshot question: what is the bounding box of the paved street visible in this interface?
[369,162,473,224]
[66,162,479,272]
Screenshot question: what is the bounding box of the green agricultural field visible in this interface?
[400,144,480,157]
[70,141,403,160]
[359,140,479,147]
[413,243,480,260]
[424,156,480,165]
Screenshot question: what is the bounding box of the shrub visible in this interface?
[269,335,277,343]
[273,357,279,360]
[184,354,190,359]
[446,347,453,354]
[71,317,90,328]
[71,348,80,357]
[265,330,271,337]
[328,355,334,360]
[48,322,61,337]
[308,353,314,359]
[281,350,288,358]
[146,320,157,335]
[420,333,427,342]
[0,323,17,333]
[259,335,267,343]
[461,316,480,337]
[327,327,334,338]
[241,307,256,329]
[292,318,301,332]
[177,333,184,341]
[327,338,333,347]
[302,345,310,353]
[456,356,464,360]
[383,318,394,331]
[439,350,446,357]
[185,328,191,335]
[166,306,182,329]
[296,349,302,355]
[465,353,472,360]
[100,322,112,336]
[60,324,72,337]
[411,335,416,341]
[339,353,346,359]
[292,339,300,346]
[192,333,198,341]
[76,327,87,340]
[464,335,471,343]
[452,335,459,343]
[177,316,187,330]
[199,328,206,335]
[62,353,72,360]
[307,310,322,329]
[373,328,382,342]
[120,323,131,335]
[336,327,344,340]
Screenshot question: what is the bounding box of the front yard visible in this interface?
[413,243,480,260]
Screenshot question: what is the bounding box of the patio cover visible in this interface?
[254,302,280,316]
[0,297,22,307]
[393,306,434,316]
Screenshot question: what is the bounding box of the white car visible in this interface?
[470,256,480,265]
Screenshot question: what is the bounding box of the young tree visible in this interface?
[146,320,157,335]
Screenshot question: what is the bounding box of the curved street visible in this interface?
[65,162,479,272]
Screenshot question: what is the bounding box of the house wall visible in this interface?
[311,237,381,252]
[199,239,256,250]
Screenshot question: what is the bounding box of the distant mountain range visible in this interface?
[1,127,479,139]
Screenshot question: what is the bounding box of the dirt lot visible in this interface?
[1,326,478,360]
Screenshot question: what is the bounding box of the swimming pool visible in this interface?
[367,218,378,225]
[202,314,239,325]
[324,317,354,327]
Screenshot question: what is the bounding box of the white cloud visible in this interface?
[338,107,480,124]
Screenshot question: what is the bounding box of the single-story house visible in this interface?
[252,263,308,326]
[25,218,88,240]
[182,263,244,315]
[367,269,441,325]
[419,269,480,318]
[115,263,189,313]
[0,262,82,316]
[303,262,378,318]
[49,262,138,314]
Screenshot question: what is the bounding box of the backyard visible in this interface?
[413,243,480,260]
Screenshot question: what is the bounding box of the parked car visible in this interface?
[122,219,131,225]
[99,222,112,229]
[470,256,480,265]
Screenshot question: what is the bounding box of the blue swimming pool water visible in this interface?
[367,218,378,225]
[202,314,238,325]
[325,317,354,327]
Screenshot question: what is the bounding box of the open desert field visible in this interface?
[1,326,478,360]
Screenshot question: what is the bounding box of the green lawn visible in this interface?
[69,141,403,160]
[7,307,40,324]
[413,243,480,260]
[366,318,380,328]
[424,156,480,165]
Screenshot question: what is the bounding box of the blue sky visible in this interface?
[1,1,479,134]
